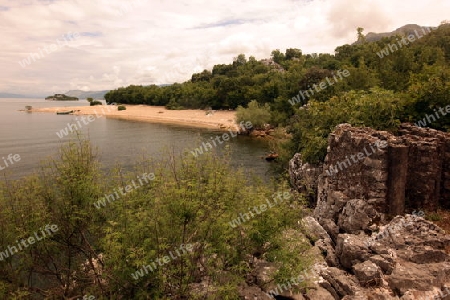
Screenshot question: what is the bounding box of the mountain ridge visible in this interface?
[356,24,437,44]
[64,90,109,99]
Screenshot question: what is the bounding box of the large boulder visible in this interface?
[353,261,382,287]
[338,199,379,234]
[387,261,437,295]
[252,261,277,290]
[310,216,450,298]
[369,255,395,275]
[336,234,371,269]
[302,216,339,267]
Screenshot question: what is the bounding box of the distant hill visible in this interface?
[65,90,109,99]
[355,24,437,44]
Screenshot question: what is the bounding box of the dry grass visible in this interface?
[426,209,450,233]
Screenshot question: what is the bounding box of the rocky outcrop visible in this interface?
[287,124,450,224]
[313,123,450,232]
[287,123,450,299]
[289,154,323,207]
[397,125,450,210]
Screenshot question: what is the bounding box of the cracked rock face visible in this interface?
[336,234,371,270]
[289,153,323,207]
[288,124,450,299]
[338,199,379,234]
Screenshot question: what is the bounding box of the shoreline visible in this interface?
[30,105,240,132]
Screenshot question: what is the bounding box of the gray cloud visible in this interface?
[326,0,391,39]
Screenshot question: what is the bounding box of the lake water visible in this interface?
[0,99,272,180]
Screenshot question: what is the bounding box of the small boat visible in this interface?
[265,152,279,162]
[56,110,74,115]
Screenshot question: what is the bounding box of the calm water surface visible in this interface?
[0,98,272,179]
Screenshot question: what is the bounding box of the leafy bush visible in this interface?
[402,65,450,132]
[0,138,104,299]
[117,105,126,111]
[287,88,402,163]
[165,99,184,110]
[0,138,310,299]
[89,100,102,106]
[103,149,306,298]
[236,100,271,129]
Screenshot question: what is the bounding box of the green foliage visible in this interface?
[90,100,102,106]
[403,65,450,131]
[426,212,442,222]
[102,148,304,298]
[117,105,126,111]
[103,25,449,129]
[271,49,285,64]
[0,139,310,298]
[236,100,271,129]
[265,228,314,289]
[285,48,302,60]
[0,137,105,298]
[165,99,184,110]
[287,88,402,163]
[87,97,94,102]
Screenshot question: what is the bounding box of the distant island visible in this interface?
[45,94,79,101]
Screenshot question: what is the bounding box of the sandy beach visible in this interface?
[31,105,239,131]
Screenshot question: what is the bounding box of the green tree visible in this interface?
[0,137,105,298]
[403,65,450,131]
[271,49,285,64]
[236,100,271,129]
[357,27,366,43]
[233,54,247,66]
[285,48,302,60]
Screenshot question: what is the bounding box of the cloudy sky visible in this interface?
[0,0,448,96]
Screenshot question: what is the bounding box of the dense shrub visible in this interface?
[236,100,271,129]
[90,100,102,106]
[165,99,184,110]
[0,138,310,298]
[287,88,402,163]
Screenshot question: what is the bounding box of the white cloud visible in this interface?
[0,0,447,95]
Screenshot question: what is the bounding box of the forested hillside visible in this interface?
[106,23,450,163]
[105,24,447,117]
